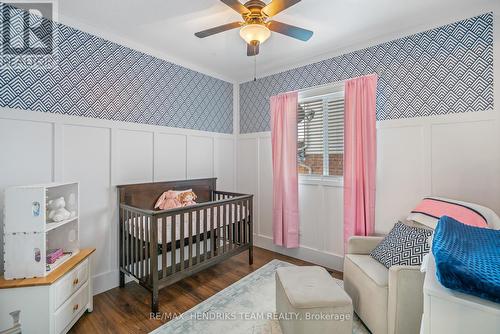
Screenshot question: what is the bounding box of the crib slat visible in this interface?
[180,213,185,271]
[196,210,200,264]
[138,214,143,278]
[204,208,208,261]
[188,211,193,268]
[149,216,157,286]
[134,214,139,277]
[121,208,125,272]
[240,201,244,245]
[134,213,139,275]
[245,200,249,243]
[162,215,167,278]
[235,202,239,245]
[216,205,221,255]
[136,214,141,276]
[132,213,136,277]
[223,204,227,253]
[249,198,253,264]
[211,206,215,258]
[126,210,130,272]
[243,201,247,244]
[146,216,150,279]
[229,203,233,250]
[171,215,176,275]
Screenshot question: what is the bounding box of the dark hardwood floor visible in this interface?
[70,246,342,334]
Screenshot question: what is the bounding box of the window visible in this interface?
[297,89,344,177]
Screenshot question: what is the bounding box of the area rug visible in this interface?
[151,259,370,334]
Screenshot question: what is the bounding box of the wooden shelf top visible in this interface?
[0,248,95,289]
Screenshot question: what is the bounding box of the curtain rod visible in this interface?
[296,73,378,94]
[296,80,345,95]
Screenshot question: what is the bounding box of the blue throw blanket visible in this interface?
[432,216,500,303]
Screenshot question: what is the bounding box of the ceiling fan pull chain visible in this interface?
[254,55,257,81]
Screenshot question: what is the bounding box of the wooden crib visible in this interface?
[117,178,253,312]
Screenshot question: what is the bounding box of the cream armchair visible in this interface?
[343,236,425,334]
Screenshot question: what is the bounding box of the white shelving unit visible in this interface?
[3,182,80,279]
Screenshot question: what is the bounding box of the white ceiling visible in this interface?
[58,0,494,83]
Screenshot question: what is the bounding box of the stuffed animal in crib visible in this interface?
[154,190,182,210]
[47,197,72,222]
[178,191,197,207]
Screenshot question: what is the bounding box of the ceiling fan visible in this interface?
[194,0,313,56]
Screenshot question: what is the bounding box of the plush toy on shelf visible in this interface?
[47,197,72,222]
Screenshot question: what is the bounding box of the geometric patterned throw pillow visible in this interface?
[370,221,434,268]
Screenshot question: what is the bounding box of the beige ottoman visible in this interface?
[276,266,353,334]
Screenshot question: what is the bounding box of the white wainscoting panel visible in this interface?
[375,125,430,233]
[236,138,258,194]
[237,137,259,233]
[117,129,154,184]
[187,136,213,179]
[154,133,187,181]
[258,137,273,237]
[0,119,54,185]
[323,186,344,255]
[62,125,111,275]
[0,107,235,294]
[298,184,323,249]
[214,138,235,191]
[431,120,500,215]
[0,119,54,274]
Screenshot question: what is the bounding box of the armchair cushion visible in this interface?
[344,254,388,334]
[345,254,389,287]
[347,236,384,254]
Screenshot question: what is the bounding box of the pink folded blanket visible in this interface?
[46,248,64,264]
[411,198,488,228]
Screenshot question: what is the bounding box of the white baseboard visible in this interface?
[253,233,344,272]
[92,270,119,295]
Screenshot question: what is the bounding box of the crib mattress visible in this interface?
[126,204,246,244]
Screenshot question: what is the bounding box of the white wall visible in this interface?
[0,107,236,294]
[237,112,500,272]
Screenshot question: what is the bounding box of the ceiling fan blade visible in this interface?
[262,0,301,17]
[267,20,313,41]
[194,21,242,38]
[247,42,260,56]
[220,0,250,14]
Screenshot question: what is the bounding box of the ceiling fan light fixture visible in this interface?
[239,24,271,44]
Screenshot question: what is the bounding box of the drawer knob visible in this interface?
[73,278,79,285]
[73,304,79,311]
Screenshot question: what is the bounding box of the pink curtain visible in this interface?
[344,74,378,250]
[271,91,299,248]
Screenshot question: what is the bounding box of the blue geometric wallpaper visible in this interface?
[240,13,493,133]
[0,3,233,133]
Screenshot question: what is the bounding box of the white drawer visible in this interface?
[55,281,89,334]
[54,259,89,310]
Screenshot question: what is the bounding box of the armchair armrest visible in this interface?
[388,265,425,334]
[347,236,384,254]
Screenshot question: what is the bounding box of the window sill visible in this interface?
[298,175,344,187]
